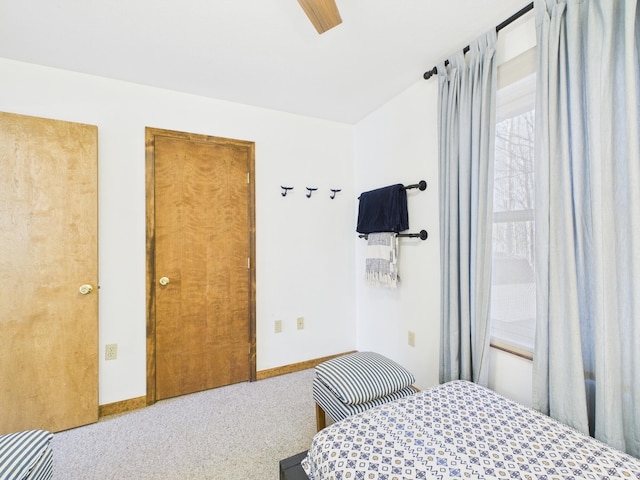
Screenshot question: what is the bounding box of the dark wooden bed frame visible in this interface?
[279,451,310,480]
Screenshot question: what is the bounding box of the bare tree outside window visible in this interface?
[490,73,536,352]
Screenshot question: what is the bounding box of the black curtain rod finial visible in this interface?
[423,67,438,80]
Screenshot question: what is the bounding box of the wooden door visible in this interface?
[146,128,256,402]
[0,112,98,434]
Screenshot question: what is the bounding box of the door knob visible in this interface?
[79,284,93,295]
[159,276,170,286]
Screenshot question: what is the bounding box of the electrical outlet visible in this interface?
[274,320,283,333]
[105,343,118,360]
[408,331,416,347]
[297,317,304,330]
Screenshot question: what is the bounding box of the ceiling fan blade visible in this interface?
[297,0,342,34]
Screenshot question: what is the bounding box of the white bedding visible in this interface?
[302,380,640,479]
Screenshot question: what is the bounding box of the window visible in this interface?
[490,48,536,356]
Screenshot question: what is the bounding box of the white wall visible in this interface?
[0,58,357,405]
[353,79,441,390]
[352,12,537,401]
[353,77,534,397]
[1,11,537,407]
[488,349,532,406]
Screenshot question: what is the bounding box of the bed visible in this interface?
[301,380,640,479]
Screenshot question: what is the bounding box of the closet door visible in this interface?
[0,112,98,433]
[146,127,256,402]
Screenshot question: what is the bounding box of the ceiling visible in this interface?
[0,0,531,124]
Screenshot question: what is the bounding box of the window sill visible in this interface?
[490,338,533,361]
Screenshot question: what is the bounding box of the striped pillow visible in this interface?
[315,352,415,405]
[0,430,53,480]
[313,376,416,422]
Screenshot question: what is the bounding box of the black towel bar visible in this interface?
[401,180,427,191]
[359,230,428,241]
[357,180,427,199]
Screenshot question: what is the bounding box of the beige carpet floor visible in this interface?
[51,368,317,480]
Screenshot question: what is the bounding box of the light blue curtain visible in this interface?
[533,0,640,457]
[438,31,497,386]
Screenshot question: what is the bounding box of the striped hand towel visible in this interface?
[365,232,398,288]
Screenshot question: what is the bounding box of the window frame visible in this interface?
[489,46,537,360]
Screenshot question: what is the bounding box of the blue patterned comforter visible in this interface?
[302,380,640,479]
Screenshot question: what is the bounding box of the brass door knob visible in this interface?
[159,277,170,286]
[79,284,93,295]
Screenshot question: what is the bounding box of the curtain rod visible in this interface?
[423,2,534,80]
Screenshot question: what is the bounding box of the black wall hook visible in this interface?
[281,186,294,197]
[330,188,341,199]
[306,187,318,198]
